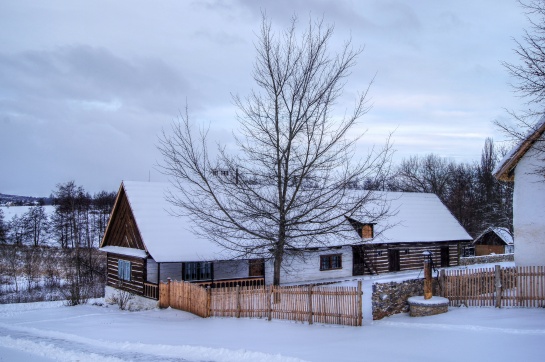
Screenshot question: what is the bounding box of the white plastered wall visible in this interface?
[264,246,353,285]
[513,147,545,266]
[104,285,158,310]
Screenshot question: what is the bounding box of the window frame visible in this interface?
[362,223,374,239]
[118,259,131,281]
[320,254,342,271]
[183,262,212,281]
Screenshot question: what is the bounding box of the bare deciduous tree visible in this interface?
[0,209,7,243]
[498,0,545,179]
[392,154,453,200]
[503,0,545,116]
[23,205,49,247]
[159,15,392,285]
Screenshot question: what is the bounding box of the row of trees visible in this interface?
[377,138,513,237]
[0,182,116,248]
[0,181,115,304]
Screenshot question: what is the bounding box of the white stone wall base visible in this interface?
[104,285,159,311]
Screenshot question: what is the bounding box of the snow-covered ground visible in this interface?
[0,296,543,362]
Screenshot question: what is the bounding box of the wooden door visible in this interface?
[352,246,365,276]
[388,249,400,272]
[249,258,265,277]
[440,246,450,267]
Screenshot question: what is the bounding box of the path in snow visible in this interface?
[0,325,189,361]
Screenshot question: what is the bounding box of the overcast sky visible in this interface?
[0,0,528,197]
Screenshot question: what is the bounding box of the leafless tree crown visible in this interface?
[158,15,392,285]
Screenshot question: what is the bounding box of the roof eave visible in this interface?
[494,119,545,182]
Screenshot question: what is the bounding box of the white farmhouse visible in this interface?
[494,117,545,266]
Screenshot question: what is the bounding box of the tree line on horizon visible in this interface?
[0,181,116,304]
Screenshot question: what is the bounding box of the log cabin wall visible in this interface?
[106,253,146,295]
[357,241,460,275]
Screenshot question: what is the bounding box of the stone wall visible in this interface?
[372,278,439,320]
[459,254,514,266]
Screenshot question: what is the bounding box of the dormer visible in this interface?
[362,223,374,239]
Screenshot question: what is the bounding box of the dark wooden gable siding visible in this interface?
[101,186,146,250]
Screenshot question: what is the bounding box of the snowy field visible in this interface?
[0,298,544,362]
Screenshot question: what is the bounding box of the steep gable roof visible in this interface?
[494,116,545,181]
[100,181,226,262]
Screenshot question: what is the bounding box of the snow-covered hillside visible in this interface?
[0,299,543,361]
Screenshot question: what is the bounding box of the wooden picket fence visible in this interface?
[159,279,210,318]
[159,280,363,326]
[441,265,545,307]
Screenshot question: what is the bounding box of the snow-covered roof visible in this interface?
[99,246,148,258]
[353,192,472,244]
[472,227,513,246]
[118,181,227,262]
[494,116,545,181]
[106,182,471,262]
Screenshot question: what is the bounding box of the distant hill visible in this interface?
[0,193,53,206]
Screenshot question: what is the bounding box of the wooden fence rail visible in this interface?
[160,279,363,327]
[440,265,545,307]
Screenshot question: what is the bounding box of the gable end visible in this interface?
[100,184,147,251]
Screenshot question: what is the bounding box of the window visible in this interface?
[212,169,229,177]
[320,254,342,271]
[118,260,131,281]
[362,224,374,239]
[184,262,212,281]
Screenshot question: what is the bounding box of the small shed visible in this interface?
[472,227,514,256]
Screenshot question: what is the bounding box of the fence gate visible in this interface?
[159,279,210,317]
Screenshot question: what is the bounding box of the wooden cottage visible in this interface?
[494,117,545,266]
[99,181,264,306]
[101,182,472,297]
[264,192,473,285]
[472,227,514,256]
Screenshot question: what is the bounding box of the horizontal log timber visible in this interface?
[106,253,147,295]
[357,241,460,274]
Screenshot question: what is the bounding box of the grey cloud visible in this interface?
[0,46,193,117]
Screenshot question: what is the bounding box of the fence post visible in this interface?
[166,278,171,308]
[308,284,313,325]
[357,280,363,326]
[267,285,272,321]
[236,285,241,318]
[495,265,502,308]
[439,269,446,297]
[206,286,211,318]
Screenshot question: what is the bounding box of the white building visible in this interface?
[494,117,545,266]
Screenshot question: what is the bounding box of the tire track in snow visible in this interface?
[0,323,307,362]
[377,320,545,335]
[0,335,123,362]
